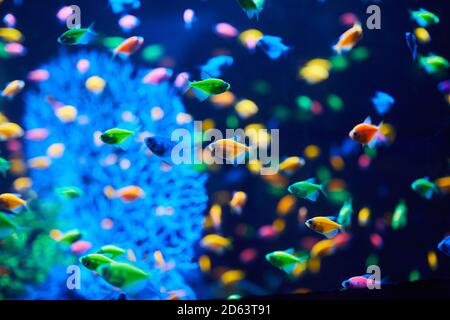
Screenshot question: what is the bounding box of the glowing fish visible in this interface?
[97,261,150,289]
[118,14,140,32]
[257,35,291,60]
[206,138,249,161]
[144,136,176,163]
[405,32,418,61]
[410,9,439,27]
[276,195,297,216]
[0,157,10,176]
[100,128,134,148]
[186,78,231,102]
[55,105,78,123]
[235,99,258,119]
[349,117,383,148]
[239,29,263,51]
[71,241,92,255]
[299,59,331,84]
[183,9,196,30]
[279,156,305,174]
[214,23,238,39]
[114,185,145,202]
[0,193,26,213]
[311,239,336,258]
[305,216,343,238]
[230,191,247,215]
[209,204,222,230]
[342,274,381,289]
[200,55,234,80]
[392,200,407,230]
[419,54,449,75]
[47,143,65,158]
[288,178,326,202]
[58,229,82,245]
[2,80,25,98]
[109,0,141,14]
[337,198,353,228]
[333,23,363,54]
[80,253,114,271]
[27,156,51,170]
[142,67,173,85]
[0,28,23,42]
[236,0,265,20]
[3,13,16,28]
[411,177,439,199]
[113,36,144,57]
[5,42,26,56]
[371,91,395,115]
[414,28,431,44]
[58,24,96,45]
[200,234,232,254]
[265,249,304,274]
[55,186,84,199]
[220,269,245,286]
[85,76,106,94]
[97,245,126,259]
[438,236,450,256]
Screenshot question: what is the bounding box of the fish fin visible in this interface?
[305,177,316,183]
[324,228,340,239]
[326,216,337,221]
[200,70,214,80]
[320,183,329,198]
[118,135,134,151]
[306,190,320,202]
[87,22,98,36]
[284,248,295,255]
[192,87,210,102]
[332,44,342,55]
[281,262,299,274]
[424,189,434,200]
[363,116,372,124]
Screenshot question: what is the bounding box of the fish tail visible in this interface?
[320,182,329,198]
[87,22,98,36]
[333,44,342,55]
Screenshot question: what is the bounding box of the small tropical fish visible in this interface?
[337,198,353,228]
[71,240,92,255]
[114,185,145,202]
[27,156,52,170]
[306,216,343,238]
[410,8,439,27]
[405,32,418,61]
[206,138,249,161]
[113,36,144,57]
[411,177,439,200]
[200,55,234,80]
[58,24,96,45]
[257,35,291,60]
[265,249,304,274]
[186,78,231,101]
[419,54,449,75]
[109,0,141,14]
[2,80,25,98]
[200,234,232,254]
[0,157,10,176]
[97,245,126,259]
[220,269,245,286]
[0,193,26,213]
[288,178,326,202]
[142,67,173,85]
[97,261,150,289]
[85,76,106,94]
[333,22,363,54]
[349,117,383,148]
[392,200,407,230]
[438,236,450,256]
[371,91,395,115]
[229,191,247,215]
[235,99,258,119]
[342,274,382,289]
[55,186,84,199]
[58,229,82,245]
[310,239,336,258]
[183,9,196,30]
[100,128,134,149]
[226,294,242,300]
[118,14,140,32]
[0,27,23,42]
[0,212,18,238]
[214,23,239,39]
[279,156,305,174]
[144,136,176,162]
[80,253,114,271]
[236,0,265,20]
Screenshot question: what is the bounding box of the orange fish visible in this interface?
[114,185,145,202]
[349,117,382,148]
[113,36,144,57]
[0,193,26,213]
[333,22,363,54]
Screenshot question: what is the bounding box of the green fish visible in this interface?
[411,177,439,200]
[97,261,150,289]
[0,212,18,238]
[97,245,126,259]
[419,54,449,75]
[226,294,242,300]
[100,128,134,149]
[337,198,353,228]
[55,186,84,199]
[0,157,10,177]
[79,253,114,271]
[187,78,231,101]
[392,200,407,230]
[265,249,305,274]
[410,9,439,27]
[288,178,326,201]
[58,229,82,245]
[237,0,265,19]
[58,24,97,45]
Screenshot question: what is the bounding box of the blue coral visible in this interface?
[23,50,208,299]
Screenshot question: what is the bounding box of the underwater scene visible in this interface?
[0,0,449,301]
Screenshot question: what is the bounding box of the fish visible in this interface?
[411,177,439,200]
[97,261,150,289]
[349,117,383,148]
[144,136,176,163]
[333,22,363,54]
[55,186,84,199]
[405,32,418,61]
[100,128,134,149]
[114,185,145,202]
[257,35,291,60]
[58,229,82,245]
[419,54,449,75]
[97,245,126,259]
[337,198,353,228]
[206,138,249,161]
[200,234,232,254]
[279,156,305,174]
[200,55,234,80]
[0,193,26,213]
[438,236,450,256]
[371,91,395,115]
[392,200,407,230]
[236,0,265,20]
[305,216,343,238]
[310,239,336,258]
[0,27,23,42]
[410,8,439,27]
[0,157,10,176]
[109,0,141,14]
[58,24,97,45]
[186,78,231,101]
[265,249,305,274]
[183,9,196,30]
[113,36,144,57]
[80,253,114,271]
[2,80,25,99]
[342,274,382,289]
[0,212,18,238]
[288,178,326,202]
[229,191,247,215]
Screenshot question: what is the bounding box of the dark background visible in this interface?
[0,0,449,298]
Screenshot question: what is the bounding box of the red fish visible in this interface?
[349,117,383,148]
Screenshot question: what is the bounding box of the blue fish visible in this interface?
[405,32,418,60]
[371,91,395,115]
[438,236,450,256]
[200,55,234,80]
[109,0,141,14]
[144,136,177,162]
[257,35,291,60]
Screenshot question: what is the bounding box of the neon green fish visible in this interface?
[55,186,84,199]
[288,178,326,201]
[58,24,97,45]
[0,157,10,177]
[187,78,231,101]
[79,254,114,271]
[97,245,126,259]
[58,229,82,245]
[392,200,407,230]
[97,261,150,289]
[100,128,134,148]
[410,9,439,27]
[419,54,449,75]
[0,212,18,238]
[411,177,439,200]
[337,198,353,228]
[265,249,306,274]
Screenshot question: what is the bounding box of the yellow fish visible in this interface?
[310,239,336,257]
[0,122,24,141]
[206,138,249,161]
[200,234,232,254]
[2,80,25,98]
[305,216,343,238]
[0,28,24,42]
[279,156,305,174]
[0,193,26,213]
[333,23,363,54]
[229,191,247,215]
